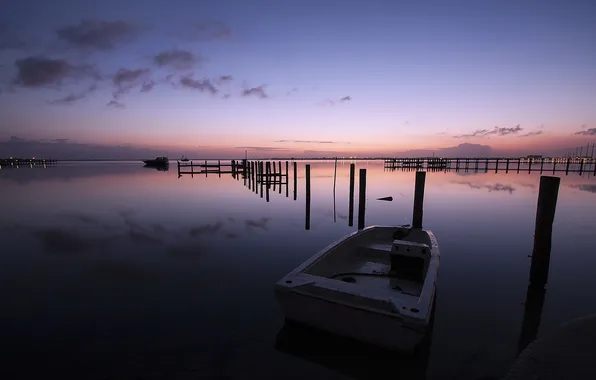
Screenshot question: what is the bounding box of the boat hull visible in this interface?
[274,225,439,352]
[275,286,433,351]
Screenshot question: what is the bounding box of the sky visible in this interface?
[0,0,595,159]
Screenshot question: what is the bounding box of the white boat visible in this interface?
[275,225,440,352]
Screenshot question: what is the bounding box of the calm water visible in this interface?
[1,161,596,379]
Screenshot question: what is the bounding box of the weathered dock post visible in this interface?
[579,159,584,176]
[278,162,282,194]
[412,171,427,229]
[540,158,544,174]
[565,157,571,175]
[495,158,500,173]
[260,162,264,198]
[530,176,560,287]
[293,161,297,201]
[305,164,311,230]
[528,158,533,174]
[485,158,489,172]
[517,158,521,174]
[516,176,560,353]
[506,158,510,173]
[348,163,355,227]
[455,158,460,172]
[285,161,289,198]
[552,159,556,175]
[357,168,367,230]
[272,161,277,191]
[333,157,338,191]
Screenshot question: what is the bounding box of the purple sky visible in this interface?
[1,0,595,159]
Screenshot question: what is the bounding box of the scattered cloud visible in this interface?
[452,181,516,194]
[48,83,98,105]
[399,143,493,158]
[234,146,289,151]
[242,85,267,99]
[520,130,544,137]
[574,128,596,136]
[569,184,596,193]
[112,67,151,97]
[218,75,233,83]
[320,95,352,106]
[454,125,523,138]
[245,217,271,231]
[140,80,155,92]
[189,222,223,238]
[34,228,102,255]
[13,57,97,88]
[107,100,125,108]
[194,20,231,40]
[154,49,201,70]
[275,140,346,144]
[179,75,218,94]
[56,20,142,50]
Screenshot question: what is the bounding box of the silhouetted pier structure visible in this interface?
[384,157,596,175]
[177,159,249,178]
[0,158,57,168]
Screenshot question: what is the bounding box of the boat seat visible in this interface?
[390,240,429,282]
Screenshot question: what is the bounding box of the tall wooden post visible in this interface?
[305,164,311,230]
[530,176,560,287]
[348,163,355,227]
[412,171,426,229]
[358,169,367,230]
[293,162,298,201]
[285,161,289,197]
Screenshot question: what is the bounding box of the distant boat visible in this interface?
[180,156,189,162]
[142,156,169,167]
[275,225,440,352]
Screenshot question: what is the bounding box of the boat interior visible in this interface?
[303,226,433,298]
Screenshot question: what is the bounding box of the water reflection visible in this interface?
[275,316,433,380]
[1,160,596,379]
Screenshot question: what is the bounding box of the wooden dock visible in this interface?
[0,158,58,168]
[384,157,596,175]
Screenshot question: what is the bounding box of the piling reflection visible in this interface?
[275,302,435,380]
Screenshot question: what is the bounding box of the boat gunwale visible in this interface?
[276,225,440,323]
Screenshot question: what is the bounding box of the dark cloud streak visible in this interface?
[154,49,200,69]
[56,20,142,51]
[13,57,97,88]
[453,125,523,138]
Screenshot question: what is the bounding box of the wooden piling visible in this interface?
[293,161,298,201]
[517,158,521,174]
[285,161,289,197]
[412,171,426,229]
[552,159,556,175]
[579,159,584,175]
[358,168,367,230]
[305,164,311,230]
[349,163,355,227]
[506,158,510,173]
[530,176,560,287]
[565,157,571,175]
[333,157,338,191]
[260,162,264,198]
[540,158,544,174]
[272,161,277,191]
[495,158,499,173]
